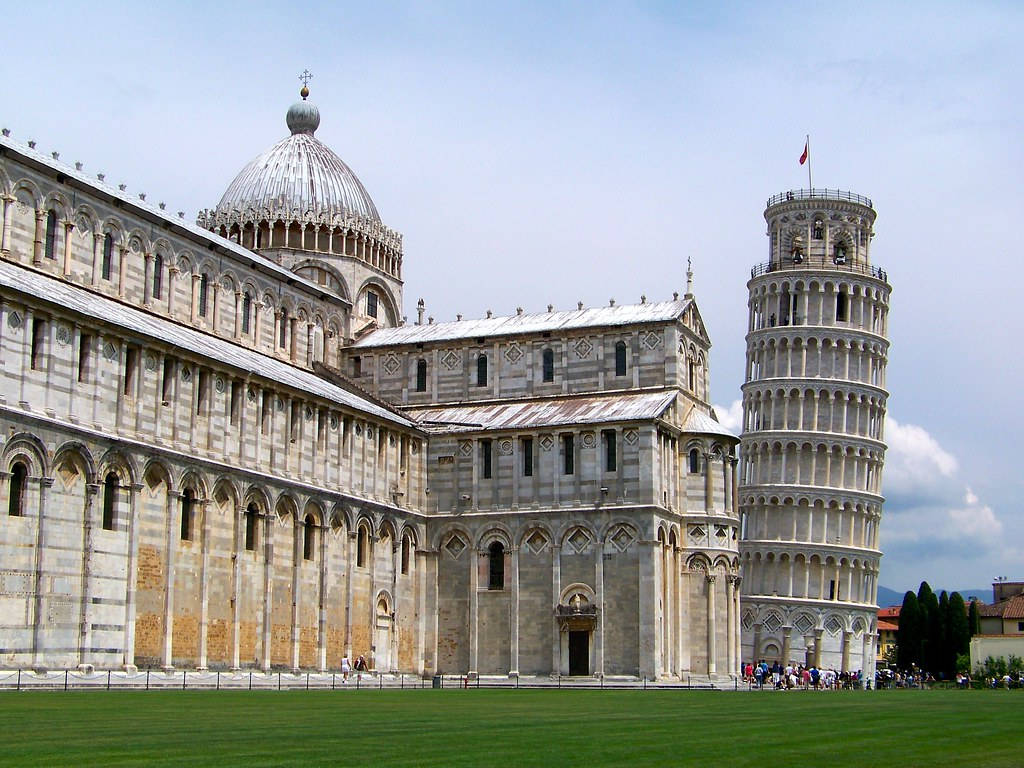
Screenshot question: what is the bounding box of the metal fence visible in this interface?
[766,189,874,209]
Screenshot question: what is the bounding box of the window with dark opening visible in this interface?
[401,535,410,575]
[180,488,194,541]
[44,210,57,259]
[476,354,487,387]
[230,381,241,426]
[615,341,627,377]
[488,541,504,590]
[303,514,315,560]
[279,309,288,348]
[198,273,209,317]
[357,526,368,567]
[836,290,848,322]
[153,253,163,300]
[101,234,113,280]
[366,291,378,319]
[562,434,574,475]
[542,348,554,382]
[78,333,92,383]
[522,437,533,477]
[244,504,258,551]
[603,429,617,472]
[8,461,27,517]
[196,370,208,415]
[416,359,427,392]
[481,439,492,479]
[813,219,824,239]
[688,448,700,474]
[261,392,272,435]
[123,347,137,396]
[241,293,252,334]
[102,472,117,530]
[352,356,361,378]
[30,317,45,370]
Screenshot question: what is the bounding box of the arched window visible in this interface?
[101,234,114,280]
[836,290,848,322]
[415,359,427,392]
[244,503,258,551]
[401,535,410,575]
[542,348,554,382]
[241,292,252,334]
[615,341,627,377]
[476,354,487,388]
[8,461,27,517]
[180,488,194,541]
[488,541,504,590]
[303,514,315,561]
[198,273,210,317]
[357,525,368,567]
[44,209,58,259]
[102,472,118,530]
[813,219,824,239]
[279,308,288,348]
[688,448,701,474]
[152,253,163,300]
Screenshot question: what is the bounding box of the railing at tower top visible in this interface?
[766,189,873,209]
[750,255,888,284]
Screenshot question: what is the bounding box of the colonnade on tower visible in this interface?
[738,189,891,680]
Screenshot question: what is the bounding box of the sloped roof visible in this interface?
[351,300,691,348]
[979,595,1024,620]
[0,133,336,300]
[0,260,414,428]
[409,391,677,433]
[684,408,736,438]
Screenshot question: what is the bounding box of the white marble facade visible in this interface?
[0,90,741,679]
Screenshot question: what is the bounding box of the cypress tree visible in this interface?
[938,591,951,678]
[968,598,980,637]
[918,581,940,673]
[897,591,921,670]
[949,592,971,671]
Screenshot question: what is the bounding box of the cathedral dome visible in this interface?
[214,91,380,222]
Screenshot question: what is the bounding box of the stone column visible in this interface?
[167,266,178,316]
[30,476,53,668]
[841,629,852,673]
[161,491,180,671]
[122,482,141,671]
[62,220,74,276]
[706,573,717,675]
[290,518,301,672]
[197,499,211,671]
[468,547,479,677]
[510,545,520,677]
[703,452,714,512]
[32,209,44,264]
[261,512,274,672]
[391,539,400,673]
[752,622,763,664]
[90,232,103,286]
[233,291,242,339]
[813,628,824,669]
[117,247,128,298]
[230,506,243,671]
[551,544,561,676]
[143,252,153,306]
[344,530,355,660]
[78,483,99,668]
[726,575,737,676]
[781,625,793,667]
[595,540,604,679]
[317,521,329,672]
[0,195,12,253]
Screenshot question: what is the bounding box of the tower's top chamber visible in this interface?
[754,189,886,285]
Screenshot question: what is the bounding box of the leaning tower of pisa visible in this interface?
[738,189,890,682]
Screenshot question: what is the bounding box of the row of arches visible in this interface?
[739,495,881,552]
[214,218,403,281]
[740,550,878,606]
[742,388,886,439]
[749,277,888,334]
[739,440,884,494]
[746,334,887,386]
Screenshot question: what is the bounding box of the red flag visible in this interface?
[799,140,808,165]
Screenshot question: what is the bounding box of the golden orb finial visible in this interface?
[299,69,313,100]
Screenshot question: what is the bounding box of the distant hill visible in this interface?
[876,585,992,608]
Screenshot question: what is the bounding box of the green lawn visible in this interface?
[1,689,1020,767]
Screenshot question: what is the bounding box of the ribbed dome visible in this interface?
[215,97,380,222]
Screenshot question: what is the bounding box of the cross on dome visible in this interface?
[298,69,313,100]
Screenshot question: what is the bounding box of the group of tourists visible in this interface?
[744,660,864,690]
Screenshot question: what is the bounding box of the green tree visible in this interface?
[948,592,971,674]
[968,598,980,637]
[897,591,921,670]
[917,581,941,673]
[938,591,952,678]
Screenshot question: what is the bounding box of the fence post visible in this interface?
[558,674,561,689]
[217,671,220,691]
[278,672,281,691]
[182,671,186,690]
[17,669,20,691]
[643,675,646,690]
[64,670,68,691]
[147,669,150,690]
[107,670,111,690]
[356,675,360,690]
[248,671,252,691]
[306,672,309,690]
[379,674,382,690]
[332,673,335,690]
[401,674,404,689]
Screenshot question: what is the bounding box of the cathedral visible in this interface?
[0,83,749,680]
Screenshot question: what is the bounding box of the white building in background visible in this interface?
[738,190,891,678]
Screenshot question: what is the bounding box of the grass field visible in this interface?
[1,688,1021,767]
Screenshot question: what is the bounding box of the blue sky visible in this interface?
[3,1,1021,593]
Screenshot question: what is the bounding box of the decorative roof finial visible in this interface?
[685,256,694,299]
[299,69,313,100]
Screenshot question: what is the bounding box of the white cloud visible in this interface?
[883,417,958,496]
[712,399,743,434]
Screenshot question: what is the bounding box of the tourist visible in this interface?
[341,655,351,682]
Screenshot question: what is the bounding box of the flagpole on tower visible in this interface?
[806,134,812,190]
